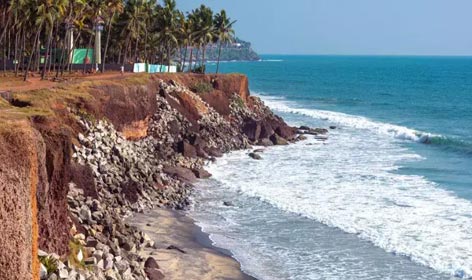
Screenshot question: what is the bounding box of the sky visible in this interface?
[177,0,472,56]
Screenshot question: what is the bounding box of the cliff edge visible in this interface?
[0,73,299,280]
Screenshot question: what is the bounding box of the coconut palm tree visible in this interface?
[190,5,213,73]
[1,0,238,77]
[38,0,69,79]
[101,0,123,72]
[213,9,236,74]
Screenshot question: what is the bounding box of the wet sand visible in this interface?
[129,208,256,280]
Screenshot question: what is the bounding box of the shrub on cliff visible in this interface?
[191,82,213,94]
[39,256,58,276]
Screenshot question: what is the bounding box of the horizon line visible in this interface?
[258,53,472,57]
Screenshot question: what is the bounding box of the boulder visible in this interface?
[79,205,92,223]
[312,128,329,134]
[248,153,262,160]
[207,148,223,158]
[257,138,273,147]
[270,134,288,145]
[299,125,311,130]
[329,126,337,129]
[177,140,197,158]
[242,119,261,141]
[163,166,197,183]
[144,268,165,280]
[259,122,275,139]
[296,135,307,141]
[192,168,212,179]
[223,201,234,207]
[58,268,68,279]
[144,257,160,269]
[40,263,48,280]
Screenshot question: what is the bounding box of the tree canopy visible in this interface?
[0,0,237,78]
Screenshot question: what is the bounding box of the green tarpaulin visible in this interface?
[72,49,94,64]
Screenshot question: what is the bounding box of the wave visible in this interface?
[260,96,472,154]
[262,59,284,62]
[195,141,472,278]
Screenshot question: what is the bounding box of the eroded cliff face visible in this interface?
[0,73,296,279]
[0,121,40,280]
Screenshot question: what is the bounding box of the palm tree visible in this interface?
[1,0,237,77]
[101,0,123,72]
[37,0,68,79]
[213,9,235,74]
[191,5,213,73]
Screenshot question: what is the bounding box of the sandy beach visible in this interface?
[129,208,256,280]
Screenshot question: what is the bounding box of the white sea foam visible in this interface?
[260,96,440,143]
[262,59,284,62]
[191,121,472,279]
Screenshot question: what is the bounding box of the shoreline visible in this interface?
[129,208,257,280]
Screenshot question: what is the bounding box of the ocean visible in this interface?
[189,56,472,279]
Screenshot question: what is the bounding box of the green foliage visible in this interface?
[68,240,87,269]
[39,256,58,275]
[191,81,213,93]
[1,0,241,79]
[233,96,245,108]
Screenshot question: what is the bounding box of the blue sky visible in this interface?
[178,0,472,56]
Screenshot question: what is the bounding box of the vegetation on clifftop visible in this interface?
[0,0,243,79]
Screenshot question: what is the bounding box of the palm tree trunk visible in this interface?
[216,41,222,74]
[56,38,66,78]
[134,35,139,62]
[123,35,131,66]
[83,32,93,74]
[181,44,188,72]
[101,12,114,73]
[24,23,42,81]
[144,28,148,62]
[14,28,21,76]
[68,29,81,74]
[41,23,54,80]
[201,44,206,73]
[188,47,193,73]
[0,16,10,46]
[17,28,25,77]
[2,44,6,76]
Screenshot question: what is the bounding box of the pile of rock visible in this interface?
[73,118,192,211]
[51,79,302,280]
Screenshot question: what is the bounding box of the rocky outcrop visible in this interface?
[0,73,299,280]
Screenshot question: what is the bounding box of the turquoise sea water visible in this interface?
[190,56,472,279]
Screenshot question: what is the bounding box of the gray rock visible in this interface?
[223,201,234,207]
[270,134,289,145]
[257,138,274,147]
[96,259,104,270]
[84,257,97,265]
[79,205,92,223]
[144,257,160,269]
[299,125,311,130]
[86,237,98,248]
[115,260,129,273]
[38,249,48,257]
[248,153,262,160]
[58,268,68,279]
[192,168,212,179]
[40,263,48,280]
[104,259,114,270]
